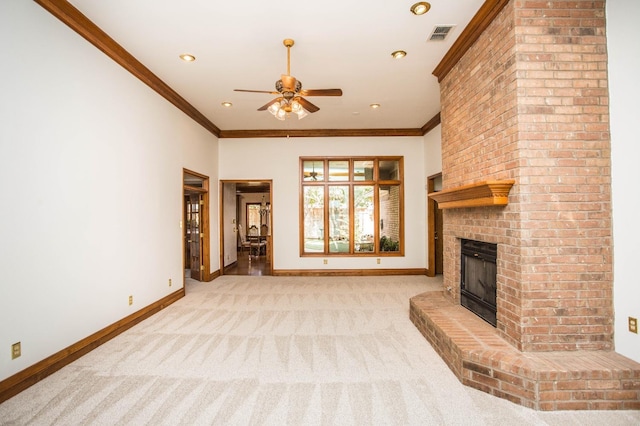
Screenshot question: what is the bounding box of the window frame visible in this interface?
[299,156,404,257]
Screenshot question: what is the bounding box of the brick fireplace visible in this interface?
[410,0,640,410]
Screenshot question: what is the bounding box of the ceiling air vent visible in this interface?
[428,25,456,41]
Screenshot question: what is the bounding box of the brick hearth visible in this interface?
[410,292,640,410]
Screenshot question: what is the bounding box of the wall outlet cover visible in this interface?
[12,342,21,359]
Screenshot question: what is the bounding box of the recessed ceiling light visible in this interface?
[221,102,232,107]
[391,50,407,59]
[410,2,431,15]
[179,54,196,62]
[370,103,381,109]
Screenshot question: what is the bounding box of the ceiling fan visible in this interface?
[234,39,343,120]
[304,170,319,180]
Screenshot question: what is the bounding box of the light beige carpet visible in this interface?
[1,276,638,425]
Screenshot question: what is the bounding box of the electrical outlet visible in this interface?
[377,258,381,264]
[629,317,638,334]
[12,342,21,359]
[323,259,328,265]
[168,278,172,287]
[128,295,133,306]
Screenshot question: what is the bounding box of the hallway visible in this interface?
[224,250,271,276]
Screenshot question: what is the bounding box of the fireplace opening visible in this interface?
[461,239,497,326]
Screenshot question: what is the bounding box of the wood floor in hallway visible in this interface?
[224,250,271,276]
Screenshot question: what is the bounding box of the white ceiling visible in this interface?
[68,0,484,131]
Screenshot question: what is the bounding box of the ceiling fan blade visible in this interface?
[299,88,343,97]
[257,98,282,111]
[298,97,320,113]
[234,89,279,95]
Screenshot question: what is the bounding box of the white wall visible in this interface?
[0,0,217,380]
[219,137,426,271]
[607,1,640,362]
[424,124,443,179]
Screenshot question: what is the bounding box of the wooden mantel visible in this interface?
[428,180,515,209]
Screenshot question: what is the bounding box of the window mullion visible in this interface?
[323,182,329,254]
[349,184,354,254]
[374,183,379,254]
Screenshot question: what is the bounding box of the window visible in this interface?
[246,203,262,230]
[300,157,403,256]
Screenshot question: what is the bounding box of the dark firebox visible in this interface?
[460,239,497,326]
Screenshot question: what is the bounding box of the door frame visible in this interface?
[427,172,443,277]
[183,168,211,282]
[220,180,273,275]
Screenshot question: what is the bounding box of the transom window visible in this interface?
[300,157,403,256]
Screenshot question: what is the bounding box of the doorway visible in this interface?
[220,180,272,276]
[427,173,444,277]
[183,169,210,282]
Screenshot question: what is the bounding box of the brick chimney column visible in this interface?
[440,0,611,352]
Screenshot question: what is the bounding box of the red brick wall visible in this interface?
[439,0,612,351]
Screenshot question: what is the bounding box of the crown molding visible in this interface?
[420,112,441,135]
[34,0,221,137]
[219,128,424,139]
[433,0,511,83]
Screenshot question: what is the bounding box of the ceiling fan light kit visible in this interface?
[268,99,308,120]
[234,38,343,121]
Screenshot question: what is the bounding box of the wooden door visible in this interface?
[427,173,443,277]
[187,194,202,280]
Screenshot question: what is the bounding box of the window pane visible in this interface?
[247,204,261,230]
[303,160,324,182]
[379,160,400,180]
[353,160,374,181]
[328,186,349,253]
[379,185,400,252]
[328,160,349,181]
[303,186,324,253]
[354,186,375,252]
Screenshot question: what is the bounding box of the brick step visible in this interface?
[410,292,640,410]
